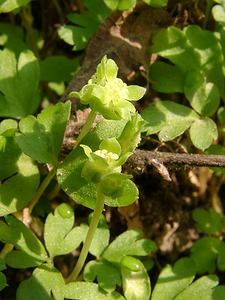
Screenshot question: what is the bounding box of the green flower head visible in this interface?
[71,56,146,120]
[80,138,131,183]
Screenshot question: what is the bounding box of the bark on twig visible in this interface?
[127,149,225,175]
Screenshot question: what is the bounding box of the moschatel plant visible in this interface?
[1,0,225,299]
[0,56,157,299]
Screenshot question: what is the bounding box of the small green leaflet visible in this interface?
[190,237,225,273]
[58,0,110,51]
[64,282,125,300]
[121,256,151,300]
[44,203,84,258]
[17,265,65,300]
[0,136,39,216]
[16,101,71,165]
[0,48,40,118]
[0,216,47,268]
[141,100,199,140]
[149,61,184,93]
[192,208,225,235]
[189,118,218,150]
[150,25,225,100]
[0,0,30,13]
[40,56,79,82]
[103,229,156,264]
[174,275,224,300]
[84,260,121,292]
[151,258,196,300]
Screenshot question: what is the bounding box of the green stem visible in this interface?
[27,110,96,214]
[0,243,13,258]
[66,190,105,282]
[28,165,58,213]
[203,0,214,28]
[52,0,64,23]
[74,110,97,150]
[21,6,39,57]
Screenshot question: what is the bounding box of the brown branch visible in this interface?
[127,149,225,174]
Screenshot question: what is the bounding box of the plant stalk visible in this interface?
[28,110,96,214]
[21,6,39,57]
[28,165,58,213]
[0,243,14,258]
[203,0,214,28]
[74,110,97,150]
[66,190,105,282]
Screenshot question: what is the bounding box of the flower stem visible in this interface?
[203,0,213,28]
[27,110,96,215]
[74,110,97,150]
[66,190,105,282]
[28,165,58,213]
[0,243,13,258]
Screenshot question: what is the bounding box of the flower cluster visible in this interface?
[71,56,146,120]
[80,137,130,183]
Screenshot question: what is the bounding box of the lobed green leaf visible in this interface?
[0,0,30,13]
[121,256,151,300]
[103,229,156,264]
[192,208,225,234]
[17,264,65,300]
[0,136,39,216]
[141,100,198,140]
[189,118,218,150]
[0,48,40,118]
[44,203,84,257]
[16,101,71,165]
[0,216,47,268]
[151,258,196,300]
[84,260,121,292]
[64,282,125,300]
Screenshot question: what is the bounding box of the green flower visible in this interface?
[80,138,131,183]
[71,56,146,120]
